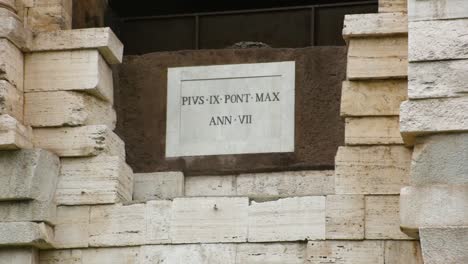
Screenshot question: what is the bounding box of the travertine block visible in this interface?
[31,27,124,64]
[57,156,133,205]
[409,0,468,21]
[0,248,38,264]
[343,13,407,39]
[384,241,423,264]
[0,149,59,201]
[0,8,31,50]
[365,195,413,240]
[25,50,114,102]
[133,172,184,201]
[170,197,248,243]
[25,0,72,32]
[335,146,411,194]
[340,80,407,116]
[326,195,364,239]
[0,114,33,149]
[185,175,236,196]
[236,243,306,264]
[54,206,90,248]
[39,247,140,264]
[419,227,468,264]
[141,244,236,264]
[0,39,23,90]
[306,241,384,264]
[25,91,116,129]
[33,125,125,158]
[345,117,403,145]
[248,197,325,242]
[237,170,334,198]
[0,0,16,11]
[0,222,53,249]
[0,200,57,224]
[347,37,407,80]
[379,0,407,13]
[0,80,23,121]
[145,200,172,244]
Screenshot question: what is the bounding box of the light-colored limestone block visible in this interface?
[335,146,411,194]
[54,206,90,248]
[409,0,468,21]
[0,149,59,201]
[25,91,116,129]
[0,199,56,224]
[305,240,384,264]
[32,27,124,64]
[340,80,407,117]
[365,195,413,240]
[0,0,16,11]
[140,244,237,264]
[343,13,407,39]
[400,98,468,145]
[39,247,140,264]
[133,172,184,201]
[0,248,38,264]
[326,195,364,239]
[0,80,23,121]
[0,222,53,249]
[0,114,33,149]
[345,117,403,145]
[185,175,236,196]
[145,200,172,244]
[25,49,114,102]
[384,241,423,264]
[57,155,133,205]
[0,39,23,90]
[170,197,248,243]
[25,0,72,32]
[419,227,468,264]
[379,0,407,13]
[236,243,306,264]
[33,125,125,158]
[0,8,31,51]
[248,197,325,242]
[237,170,334,198]
[347,36,407,80]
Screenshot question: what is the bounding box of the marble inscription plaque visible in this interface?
[166,61,295,157]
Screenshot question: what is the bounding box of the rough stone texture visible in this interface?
[0,149,59,201]
[33,125,125,158]
[0,248,38,264]
[0,39,23,91]
[0,80,23,122]
[24,0,72,32]
[170,197,248,243]
[335,146,411,194]
[0,0,16,11]
[133,172,184,201]
[145,200,172,244]
[57,156,133,205]
[0,8,32,50]
[0,222,53,249]
[31,27,124,64]
[185,175,236,196]
[248,197,325,242]
[236,243,306,264]
[409,0,468,21]
[340,80,407,117]
[326,195,364,239]
[343,13,407,39]
[25,49,114,103]
[347,36,407,80]
[141,244,237,264]
[419,227,468,264]
[25,91,116,129]
[411,133,468,185]
[408,60,468,99]
[116,47,346,174]
[365,195,413,240]
[379,0,407,13]
[0,114,33,149]
[306,240,384,264]
[384,241,423,264]
[54,206,90,248]
[39,247,140,264]
[345,117,403,145]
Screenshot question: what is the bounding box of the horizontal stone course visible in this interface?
[0,114,33,150]
[408,0,468,21]
[326,195,364,239]
[133,172,184,201]
[306,240,384,264]
[345,117,403,145]
[379,0,407,13]
[0,222,54,249]
[0,248,38,264]
[185,175,236,196]
[343,13,407,39]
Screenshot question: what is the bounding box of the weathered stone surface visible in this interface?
[25,50,113,102]
[133,172,184,201]
[0,149,59,201]
[0,114,33,149]
[33,125,125,158]
[306,240,384,264]
[411,133,468,185]
[340,80,407,117]
[384,241,423,264]
[0,222,53,249]
[409,0,468,21]
[185,175,236,196]
[343,13,407,39]
[345,117,403,145]
[365,195,413,240]
[379,0,407,13]
[0,248,38,264]
[347,37,407,80]
[145,200,172,244]
[31,27,123,64]
[0,39,23,90]
[236,243,306,264]
[248,197,325,242]
[409,19,468,62]
[39,247,140,264]
[25,0,72,32]
[0,8,31,50]
[0,80,23,121]
[25,91,116,129]
[141,244,237,264]
[335,146,411,194]
[0,0,16,11]
[170,197,248,243]
[54,206,90,248]
[326,195,364,239]
[57,156,133,205]
[409,60,468,99]
[237,170,334,198]
[419,227,468,264]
